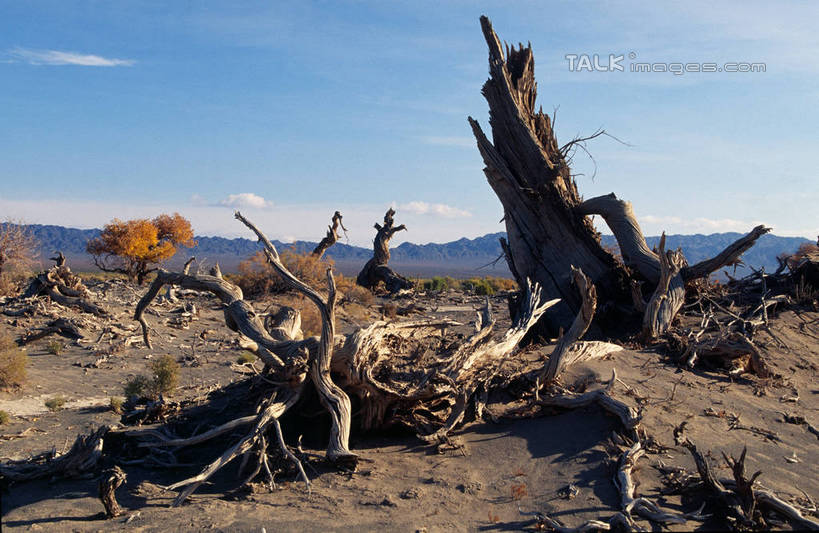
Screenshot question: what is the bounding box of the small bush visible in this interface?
[109,396,124,414]
[337,276,375,306]
[123,356,180,400]
[463,278,495,296]
[45,396,66,411]
[46,340,64,355]
[236,351,256,364]
[149,355,180,396]
[0,410,9,425]
[233,249,334,298]
[422,276,454,292]
[0,333,26,389]
[124,375,151,399]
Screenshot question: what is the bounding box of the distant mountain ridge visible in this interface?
[18,224,812,278]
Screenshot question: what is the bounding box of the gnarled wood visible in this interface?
[642,233,686,339]
[468,17,629,332]
[356,208,412,293]
[98,466,127,518]
[312,210,347,259]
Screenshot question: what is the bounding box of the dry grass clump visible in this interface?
[337,276,375,306]
[0,410,9,425]
[45,396,67,411]
[46,340,64,355]
[123,355,180,400]
[0,332,27,389]
[109,396,125,414]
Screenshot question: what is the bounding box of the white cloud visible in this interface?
[638,215,759,234]
[216,193,272,209]
[419,136,474,148]
[399,201,471,218]
[8,48,135,67]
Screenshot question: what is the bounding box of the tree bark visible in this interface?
[356,208,413,293]
[470,17,771,336]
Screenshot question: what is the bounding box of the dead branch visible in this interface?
[539,267,597,384]
[312,210,347,259]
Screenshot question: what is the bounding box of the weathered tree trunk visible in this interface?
[356,208,413,293]
[468,17,629,333]
[312,211,346,259]
[470,17,770,336]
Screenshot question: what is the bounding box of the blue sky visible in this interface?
[1,1,816,246]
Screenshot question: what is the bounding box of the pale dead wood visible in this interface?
[539,267,597,384]
[0,426,109,483]
[642,233,686,339]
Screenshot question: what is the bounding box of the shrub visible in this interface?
[124,375,151,399]
[0,333,26,389]
[337,276,375,306]
[233,248,334,298]
[422,276,454,292]
[0,410,9,425]
[463,278,495,296]
[123,355,180,400]
[46,340,64,355]
[45,396,66,411]
[149,355,180,396]
[236,351,256,364]
[109,396,124,414]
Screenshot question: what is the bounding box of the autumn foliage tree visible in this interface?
[87,213,196,284]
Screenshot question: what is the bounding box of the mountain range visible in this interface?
[19,224,813,279]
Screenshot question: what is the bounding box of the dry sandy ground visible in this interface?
[1,279,817,531]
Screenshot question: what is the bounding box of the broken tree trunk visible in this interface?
[356,208,412,293]
[312,211,347,259]
[468,16,629,333]
[469,17,770,336]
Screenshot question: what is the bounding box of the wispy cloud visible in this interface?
[399,201,471,218]
[639,215,760,234]
[418,136,474,148]
[7,47,135,67]
[216,193,272,209]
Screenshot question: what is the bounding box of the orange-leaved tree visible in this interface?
[86,213,196,284]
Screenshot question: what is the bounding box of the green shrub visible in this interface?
[0,410,9,425]
[422,276,454,292]
[124,355,180,400]
[236,351,255,364]
[0,333,26,389]
[45,396,66,411]
[150,355,179,396]
[464,278,495,296]
[46,340,64,355]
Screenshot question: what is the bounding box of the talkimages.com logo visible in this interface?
[565,52,766,75]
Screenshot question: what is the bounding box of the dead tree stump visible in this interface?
[356,208,412,293]
[469,16,769,336]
